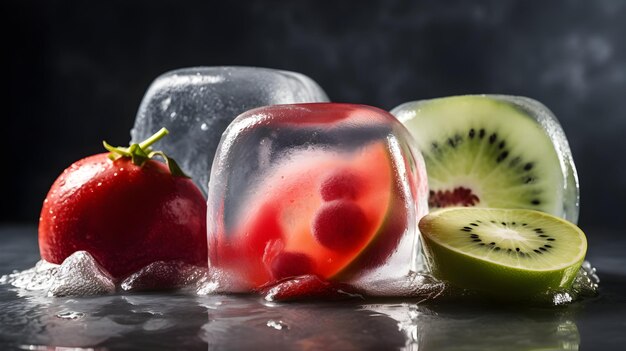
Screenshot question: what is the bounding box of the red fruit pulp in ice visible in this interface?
[243,203,284,258]
[312,200,369,252]
[214,203,284,285]
[38,154,207,279]
[222,142,403,288]
[252,103,395,127]
[334,179,408,277]
[270,252,316,280]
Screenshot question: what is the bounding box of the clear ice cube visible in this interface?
[391,95,580,223]
[206,103,429,293]
[130,67,329,195]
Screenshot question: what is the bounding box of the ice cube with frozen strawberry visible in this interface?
[206,103,429,294]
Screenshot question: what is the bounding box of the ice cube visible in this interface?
[391,95,579,223]
[206,103,429,294]
[120,260,207,292]
[2,256,210,297]
[48,251,115,297]
[130,67,329,195]
[1,253,114,297]
[1,259,58,292]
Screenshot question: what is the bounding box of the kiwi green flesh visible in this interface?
[419,208,587,297]
[402,96,563,216]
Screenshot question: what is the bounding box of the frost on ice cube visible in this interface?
[391,95,579,223]
[130,67,329,195]
[206,103,429,294]
[120,261,206,292]
[0,259,59,292]
[48,251,115,297]
[0,251,114,297]
[1,254,208,297]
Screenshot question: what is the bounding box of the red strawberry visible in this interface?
[38,128,207,279]
[262,275,363,302]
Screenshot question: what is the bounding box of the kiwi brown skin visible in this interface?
[418,208,586,300]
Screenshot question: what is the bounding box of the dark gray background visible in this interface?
[2,0,625,233]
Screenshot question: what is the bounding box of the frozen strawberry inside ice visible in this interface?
[319,170,362,201]
[270,252,316,280]
[312,200,369,252]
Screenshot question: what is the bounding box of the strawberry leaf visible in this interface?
[150,151,190,178]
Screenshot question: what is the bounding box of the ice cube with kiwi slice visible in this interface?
[391,95,579,223]
[419,207,587,299]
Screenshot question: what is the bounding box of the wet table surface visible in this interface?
[1,225,625,350]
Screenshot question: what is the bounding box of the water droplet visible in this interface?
[553,292,573,305]
[97,182,102,187]
[267,319,289,330]
[200,123,209,131]
[170,111,177,119]
[160,96,172,112]
[56,311,85,320]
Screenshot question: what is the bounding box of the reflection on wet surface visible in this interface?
[1,226,624,350]
[0,292,209,349]
[367,302,581,350]
[0,289,593,350]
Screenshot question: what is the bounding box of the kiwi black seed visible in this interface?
[422,123,555,214]
[454,217,567,263]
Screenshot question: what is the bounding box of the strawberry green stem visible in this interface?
[139,128,169,150]
[102,127,189,178]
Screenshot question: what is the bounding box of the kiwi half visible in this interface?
[391,95,579,223]
[419,207,587,298]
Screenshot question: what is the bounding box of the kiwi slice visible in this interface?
[391,95,579,223]
[419,207,587,298]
